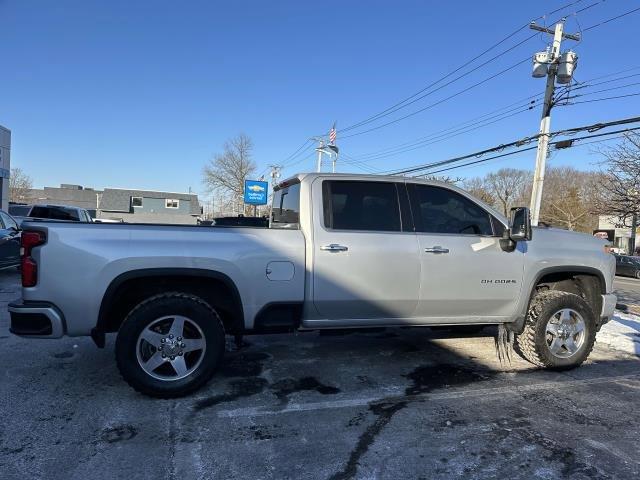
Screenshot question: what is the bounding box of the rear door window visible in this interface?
[322,180,402,232]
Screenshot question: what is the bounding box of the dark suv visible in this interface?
[614,254,640,279]
[0,209,21,269]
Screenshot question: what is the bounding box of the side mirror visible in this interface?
[509,207,532,241]
[500,207,532,252]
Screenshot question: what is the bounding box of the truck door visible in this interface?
[311,178,420,320]
[406,183,525,321]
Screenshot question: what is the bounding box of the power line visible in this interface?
[425,127,640,175]
[332,6,640,145]
[340,57,531,140]
[339,154,381,173]
[280,151,316,175]
[338,35,537,134]
[280,138,314,167]
[335,0,588,136]
[342,67,640,169]
[568,81,640,99]
[386,116,640,176]
[567,91,640,105]
[277,0,636,176]
[277,1,592,173]
[341,78,639,167]
[347,93,542,161]
[348,104,536,164]
[574,0,606,15]
[426,147,537,175]
[583,5,640,31]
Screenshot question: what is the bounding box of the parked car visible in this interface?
[0,209,21,270]
[9,204,93,226]
[9,173,616,397]
[614,254,640,279]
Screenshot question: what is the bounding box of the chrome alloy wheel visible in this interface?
[136,315,206,381]
[545,308,586,358]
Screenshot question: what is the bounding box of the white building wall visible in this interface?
[598,215,637,253]
[0,126,10,211]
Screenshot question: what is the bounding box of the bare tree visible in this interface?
[9,168,33,202]
[594,133,640,251]
[539,167,600,232]
[463,177,496,206]
[594,133,640,223]
[485,168,530,216]
[423,175,462,184]
[203,134,256,215]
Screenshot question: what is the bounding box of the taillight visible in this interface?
[21,231,46,287]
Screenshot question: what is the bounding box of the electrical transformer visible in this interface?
[532,52,549,78]
[556,50,578,84]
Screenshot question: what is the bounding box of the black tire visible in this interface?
[635,269,640,280]
[116,292,225,398]
[515,290,597,370]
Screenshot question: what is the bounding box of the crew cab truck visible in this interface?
[9,173,617,397]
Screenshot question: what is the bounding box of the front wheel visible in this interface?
[515,290,596,370]
[116,292,225,398]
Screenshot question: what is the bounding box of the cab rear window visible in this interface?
[271,183,300,229]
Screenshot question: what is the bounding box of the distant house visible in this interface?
[98,188,201,224]
[23,184,201,224]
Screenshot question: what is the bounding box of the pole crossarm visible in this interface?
[529,22,580,41]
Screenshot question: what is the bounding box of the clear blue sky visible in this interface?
[2,0,639,198]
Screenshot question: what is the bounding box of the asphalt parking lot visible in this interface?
[1,270,640,480]
[614,276,640,314]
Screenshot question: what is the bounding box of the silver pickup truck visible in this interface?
[9,173,617,397]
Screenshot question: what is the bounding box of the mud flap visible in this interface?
[495,324,514,365]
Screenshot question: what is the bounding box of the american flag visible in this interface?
[329,123,337,145]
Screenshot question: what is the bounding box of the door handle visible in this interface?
[424,246,449,254]
[320,244,349,252]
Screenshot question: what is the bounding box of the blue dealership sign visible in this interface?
[244,180,268,205]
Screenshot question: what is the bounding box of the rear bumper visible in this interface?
[8,300,65,338]
[600,293,617,325]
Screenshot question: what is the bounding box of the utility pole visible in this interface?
[529,19,580,226]
[269,164,281,185]
[630,213,638,255]
[315,139,326,172]
[314,139,339,172]
[330,146,339,173]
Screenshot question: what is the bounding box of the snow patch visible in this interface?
[597,311,640,356]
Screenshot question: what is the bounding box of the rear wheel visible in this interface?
[515,290,596,370]
[116,292,225,398]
